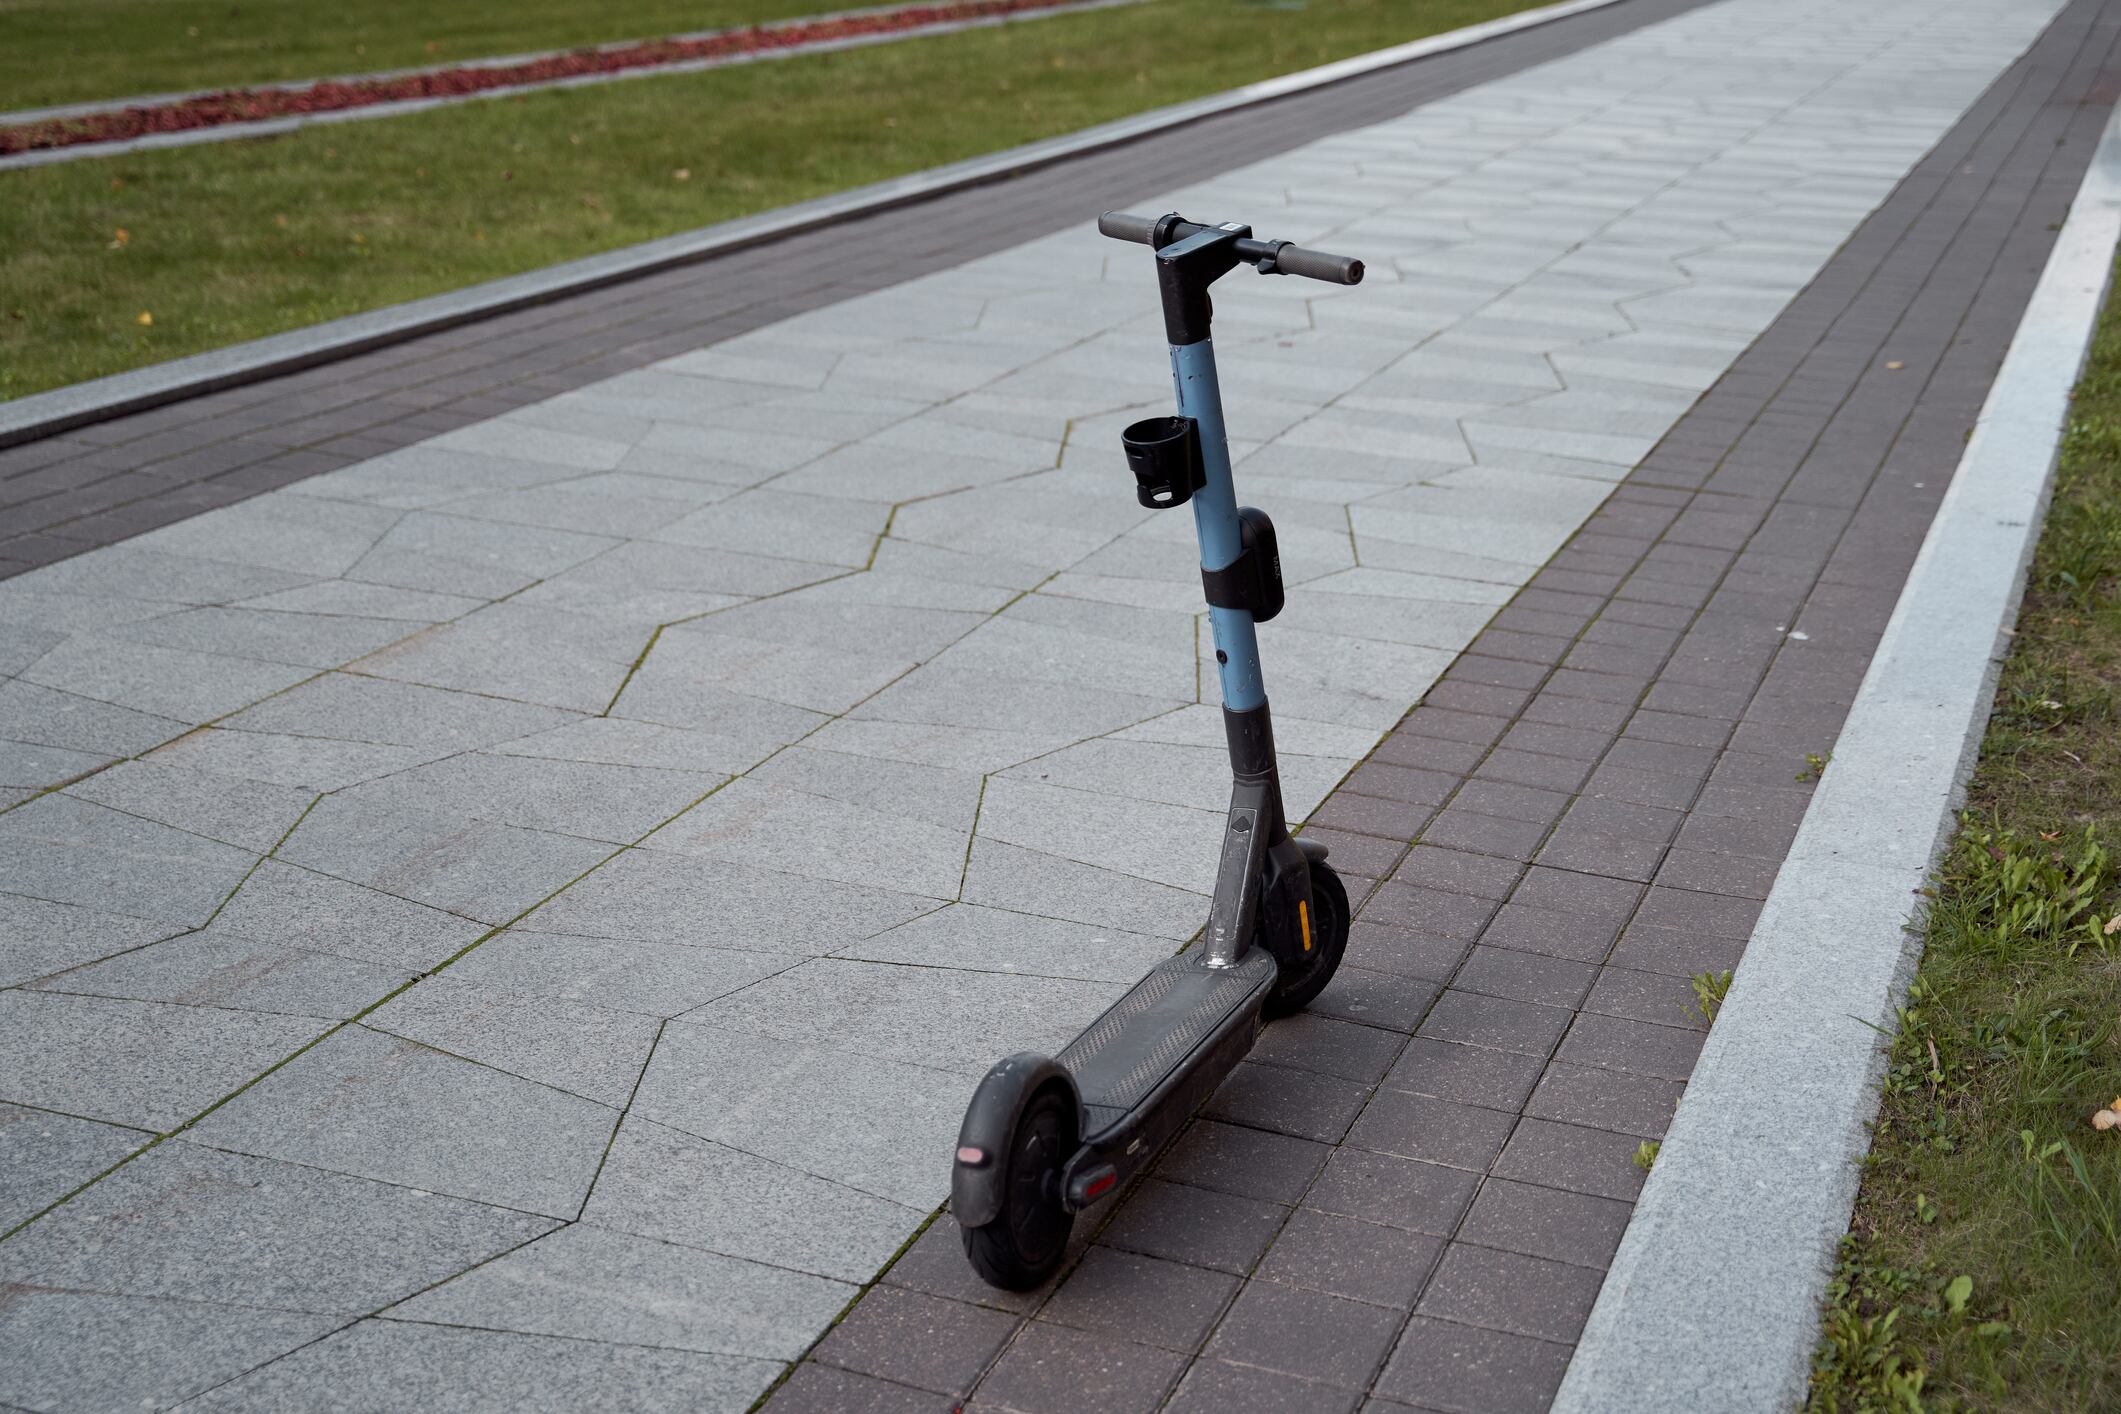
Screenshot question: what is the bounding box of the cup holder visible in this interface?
[1122,416,1207,509]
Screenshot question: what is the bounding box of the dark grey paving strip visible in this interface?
[758,1,2121,1410]
[0,0,1707,582]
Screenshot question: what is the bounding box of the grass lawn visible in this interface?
[1,0,874,111]
[1806,251,2121,1411]
[0,0,1543,401]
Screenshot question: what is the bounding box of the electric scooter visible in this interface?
[952,211,1366,1289]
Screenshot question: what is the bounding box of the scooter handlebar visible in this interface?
[1098,210,1364,287]
[1271,244,1365,286]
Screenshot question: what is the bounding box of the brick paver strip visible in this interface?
[0,0,1703,579]
[765,1,2121,1408]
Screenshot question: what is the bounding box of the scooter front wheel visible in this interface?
[960,1083,1076,1290]
[1263,859,1351,1019]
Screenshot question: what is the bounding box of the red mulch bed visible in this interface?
[1,0,1089,156]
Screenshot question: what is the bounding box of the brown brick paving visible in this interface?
[0,0,1705,581]
[759,0,2121,1408]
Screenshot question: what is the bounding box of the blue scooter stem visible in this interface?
[1171,340,1266,713]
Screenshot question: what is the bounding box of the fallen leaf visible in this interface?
[672,168,691,181]
[274,213,287,228]
[108,228,129,248]
[2102,915,2119,935]
[1944,1275,1972,1313]
[135,311,153,326]
[1886,360,1904,370]
[2094,1110,2118,1131]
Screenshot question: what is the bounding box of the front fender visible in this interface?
[950,1053,1078,1228]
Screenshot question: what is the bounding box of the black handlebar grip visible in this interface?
[1273,244,1364,285]
[1098,211,1160,244]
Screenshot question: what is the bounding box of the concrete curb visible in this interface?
[0,0,1622,450]
[1552,101,2121,1414]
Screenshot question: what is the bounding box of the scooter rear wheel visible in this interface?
[1263,859,1350,1019]
[960,1083,1076,1290]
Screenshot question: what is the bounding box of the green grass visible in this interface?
[0,0,868,111]
[0,0,1541,400]
[1806,251,2121,1412]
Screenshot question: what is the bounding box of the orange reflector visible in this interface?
[956,1146,986,1164]
[1299,898,1312,953]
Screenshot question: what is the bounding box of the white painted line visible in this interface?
[0,0,1625,448]
[1553,100,2121,1414]
[0,0,1151,172]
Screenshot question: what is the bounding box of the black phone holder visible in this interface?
[1122,415,1207,509]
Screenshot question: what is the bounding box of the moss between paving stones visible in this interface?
[1807,249,2121,1412]
[0,0,1545,401]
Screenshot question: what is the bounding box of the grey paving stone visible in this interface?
[445,929,797,1018]
[61,759,316,853]
[29,924,409,1020]
[682,957,1112,1079]
[631,1020,968,1208]
[0,1141,552,1313]
[367,973,660,1105]
[392,1223,855,1361]
[219,671,577,752]
[526,847,934,956]
[275,793,613,925]
[0,736,109,792]
[584,1117,919,1283]
[0,1103,144,1231]
[837,903,1175,986]
[0,891,172,987]
[1492,1118,1646,1203]
[101,603,413,670]
[0,989,324,1130]
[21,633,314,725]
[1384,1037,1548,1112]
[0,1290,337,1414]
[646,777,972,900]
[0,793,256,927]
[213,858,490,971]
[189,1025,616,1217]
[959,838,1207,942]
[189,1320,778,1413]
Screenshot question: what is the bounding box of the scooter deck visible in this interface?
[1060,948,1277,1141]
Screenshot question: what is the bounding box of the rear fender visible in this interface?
[951,1053,1079,1228]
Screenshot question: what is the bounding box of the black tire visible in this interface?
[960,1084,1076,1290]
[1263,860,1350,1020]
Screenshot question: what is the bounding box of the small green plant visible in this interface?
[1942,819,2115,959]
[1797,752,1832,782]
[1690,969,1733,1026]
[1631,1140,1660,1172]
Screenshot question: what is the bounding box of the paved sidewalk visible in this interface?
[0,0,2077,1409]
[774,2,2121,1411]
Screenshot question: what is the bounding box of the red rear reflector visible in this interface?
[956,1146,986,1164]
[1084,1171,1117,1200]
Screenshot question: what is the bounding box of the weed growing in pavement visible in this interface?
[1631,1140,1660,1172]
[1690,969,1733,1026]
[1797,752,1832,782]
